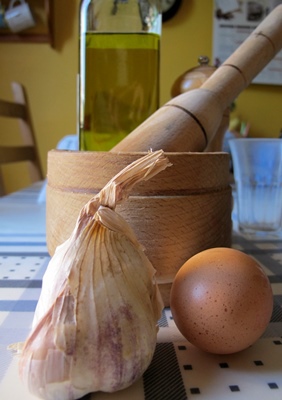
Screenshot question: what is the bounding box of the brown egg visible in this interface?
[170,247,273,354]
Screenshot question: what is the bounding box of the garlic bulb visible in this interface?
[19,150,171,400]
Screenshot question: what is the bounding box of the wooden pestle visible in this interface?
[204,108,230,152]
[111,5,282,153]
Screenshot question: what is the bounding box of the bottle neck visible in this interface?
[80,0,161,35]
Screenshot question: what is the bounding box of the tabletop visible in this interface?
[0,182,282,400]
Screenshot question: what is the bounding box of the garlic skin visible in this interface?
[19,151,170,400]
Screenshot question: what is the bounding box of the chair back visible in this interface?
[0,82,43,195]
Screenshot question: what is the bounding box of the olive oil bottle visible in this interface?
[79,0,161,151]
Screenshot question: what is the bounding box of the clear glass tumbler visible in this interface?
[230,138,282,237]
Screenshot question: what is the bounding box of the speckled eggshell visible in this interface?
[170,247,273,354]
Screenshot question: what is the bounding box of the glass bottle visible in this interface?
[79,0,161,151]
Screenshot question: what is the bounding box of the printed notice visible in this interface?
[213,0,282,85]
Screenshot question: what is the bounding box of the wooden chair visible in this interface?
[0,82,43,196]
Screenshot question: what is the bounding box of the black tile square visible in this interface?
[190,387,200,394]
[271,304,282,322]
[143,343,188,400]
[178,345,187,350]
[229,385,240,392]
[254,360,264,366]
[158,310,169,328]
[219,362,229,368]
[268,382,279,389]
[183,364,193,370]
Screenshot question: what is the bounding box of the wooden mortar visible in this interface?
[46,150,232,306]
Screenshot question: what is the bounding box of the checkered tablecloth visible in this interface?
[0,183,282,400]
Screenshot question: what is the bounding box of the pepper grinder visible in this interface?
[170,56,230,152]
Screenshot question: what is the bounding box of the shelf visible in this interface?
[0,0,54,46]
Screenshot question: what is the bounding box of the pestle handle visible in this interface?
[201,5,282,110]
[112,5,282,153]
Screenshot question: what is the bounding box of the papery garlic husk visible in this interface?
[18,150,171,400]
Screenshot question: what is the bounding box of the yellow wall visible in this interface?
[0,0,281,193]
